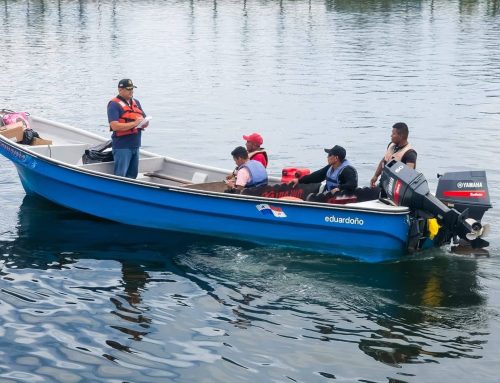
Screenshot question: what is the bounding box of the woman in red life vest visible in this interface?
[107,79,149,178]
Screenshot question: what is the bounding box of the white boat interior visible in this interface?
[27,116,243,192]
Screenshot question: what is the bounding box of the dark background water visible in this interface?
[1,0,500,382]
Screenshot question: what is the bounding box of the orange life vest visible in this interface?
[383,142,415,166]
[249,149,268,167]
[109,96,145,137]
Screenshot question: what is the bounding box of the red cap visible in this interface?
[243,133,263,145]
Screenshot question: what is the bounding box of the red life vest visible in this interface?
[248,149,268,168]
[109,97,145,137]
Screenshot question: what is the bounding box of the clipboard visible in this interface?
[136,116,152,129]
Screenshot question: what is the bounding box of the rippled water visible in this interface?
[1,1,500,382]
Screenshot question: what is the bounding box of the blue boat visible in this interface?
[0,114,491,262]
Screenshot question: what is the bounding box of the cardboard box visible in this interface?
[0,121,24,142]
[32,137,53,146]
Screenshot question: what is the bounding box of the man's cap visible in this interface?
[324,145,346,160]
[243,133,263,145]
[118,79,137,89]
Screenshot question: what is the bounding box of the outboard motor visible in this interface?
[435,170,492,221]
[380,160,490,249]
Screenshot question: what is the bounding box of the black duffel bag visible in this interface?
[21,129,40,145]
[82,140,113,164]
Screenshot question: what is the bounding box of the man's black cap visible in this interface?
[324,145,346,160]
[118,79,137,89]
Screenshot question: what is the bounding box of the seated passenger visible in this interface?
[291,145,358,195]
[243,132,268,168]
[370,122,417,188]
[226,146,268,191]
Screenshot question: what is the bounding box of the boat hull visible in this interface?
[1,138,410,262]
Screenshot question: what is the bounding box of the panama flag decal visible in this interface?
[256,204,287,218]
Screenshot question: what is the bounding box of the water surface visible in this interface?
[1,1,499,382]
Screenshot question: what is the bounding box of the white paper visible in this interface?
[136,116,152,129]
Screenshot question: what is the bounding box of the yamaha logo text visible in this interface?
[457,181,482,189]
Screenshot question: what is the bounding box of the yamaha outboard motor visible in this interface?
[435,170,491,221]
[380,160,490,249]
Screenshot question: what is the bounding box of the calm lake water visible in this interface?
[1,0,500,382]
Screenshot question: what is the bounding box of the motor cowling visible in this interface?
[435,170,492,221]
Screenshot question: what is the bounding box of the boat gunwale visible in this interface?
[0,125,410,216]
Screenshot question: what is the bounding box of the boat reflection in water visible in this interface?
[2,196,225,335]
[355,255,487,367]
[172,239,489,368]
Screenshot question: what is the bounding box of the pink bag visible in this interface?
[2,111,30,129]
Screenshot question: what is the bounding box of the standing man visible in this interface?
[370,122,417,188]
[292,145,358,195]
[107,79,149,179]
[226,146,268,191]
[243,132,268,168]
